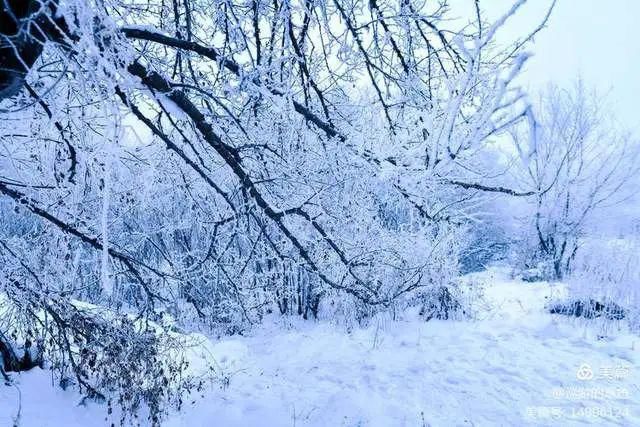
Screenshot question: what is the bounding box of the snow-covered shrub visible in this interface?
[549,299,625,320]
[546,237,640,334]
[564,238,640,330]
[317,225,463,327]
[510,260,556,283]
[459,223,510,275]
[0,288,195,425]
[418,285,463,321]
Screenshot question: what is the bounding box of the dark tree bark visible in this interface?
[0,330,42,377]
[0,0,65,100]
[0,330,20,374]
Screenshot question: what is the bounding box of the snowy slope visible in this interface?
[2,268,639,426]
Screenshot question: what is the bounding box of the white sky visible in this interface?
[454,0,640,135]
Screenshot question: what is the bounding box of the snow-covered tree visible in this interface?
[0,0,552,420]
[510,83,640,279]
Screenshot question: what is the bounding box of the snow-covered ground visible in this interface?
[2,268,639,426]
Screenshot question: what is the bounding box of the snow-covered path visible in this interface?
[2,269,639,426]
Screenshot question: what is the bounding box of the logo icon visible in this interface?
[576,363,594,381]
